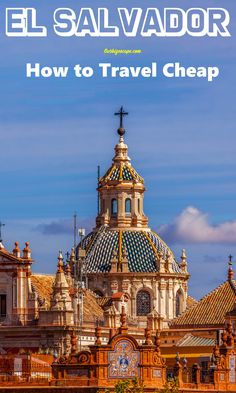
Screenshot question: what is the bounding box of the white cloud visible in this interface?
[158,206,236,244]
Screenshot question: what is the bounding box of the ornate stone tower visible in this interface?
[78,108,189,327]
[96,106,148,229]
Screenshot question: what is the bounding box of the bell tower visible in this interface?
[96,107,148,229]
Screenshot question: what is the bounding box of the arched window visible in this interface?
[111,199,117,215]
[136,290,151,316]
[176,289,184,317]
[125,198,131,214]
[138,199,140,214]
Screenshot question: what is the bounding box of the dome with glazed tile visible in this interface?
[80,226,181,274]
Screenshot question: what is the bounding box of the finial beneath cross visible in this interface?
[114,106,128,137]
[0,221,5,243]
[229,254,233,264]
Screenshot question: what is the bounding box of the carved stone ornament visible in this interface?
[77,351,91,364]
[153,351,165,366]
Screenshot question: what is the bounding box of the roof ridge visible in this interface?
[142,230,160,265]
[197,280,230,303]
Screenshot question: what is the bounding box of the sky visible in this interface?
[0,0,236,299]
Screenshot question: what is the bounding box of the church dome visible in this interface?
[80,226,181,274]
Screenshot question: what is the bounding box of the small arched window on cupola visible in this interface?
[125,198,131,214]
[111,198,118,216]
[176,288,184,317]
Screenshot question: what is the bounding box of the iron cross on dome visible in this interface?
[115,106,128,135]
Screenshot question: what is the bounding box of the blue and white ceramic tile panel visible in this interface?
[108,340,139,379]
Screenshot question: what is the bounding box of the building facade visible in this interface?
[1,108,234,362]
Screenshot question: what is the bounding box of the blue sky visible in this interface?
[0,0,236,299]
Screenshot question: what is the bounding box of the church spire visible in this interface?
[51,251,73,311]
[57,251,64,273]
[96,107,148,229]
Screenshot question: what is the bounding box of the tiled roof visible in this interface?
[112,292,124,300]
[170,280,236,328]
[83,290,104,321]
[176,334,215,347]
[80,227,181,274]
[186,295,198,309]
[100,163,144,183]
[31,274,54,306]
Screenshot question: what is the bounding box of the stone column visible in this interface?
[159,280,166,319]
[167,280,173,319]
